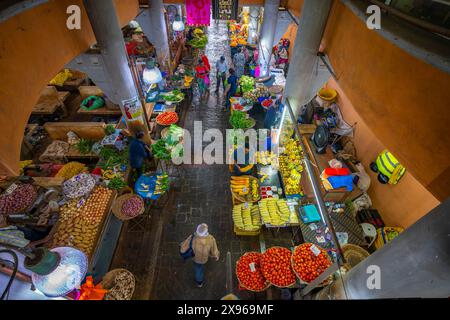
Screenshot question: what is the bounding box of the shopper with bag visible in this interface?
[180,223,220,287]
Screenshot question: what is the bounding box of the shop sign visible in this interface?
[213,0,239,21]
[121,96,143,120]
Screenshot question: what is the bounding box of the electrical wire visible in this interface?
[0,249,18,300]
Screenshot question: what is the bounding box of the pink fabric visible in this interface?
[186,0,211,26]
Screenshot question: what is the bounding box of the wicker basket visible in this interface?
[291,244,333,287]
[235,252,271,292]
[112,193,145,221]
[230,175,260,203]
[341,244,370,268]
[101,268,135,300]
[261,247,297,288]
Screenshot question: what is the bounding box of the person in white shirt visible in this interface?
[215,56,228,94]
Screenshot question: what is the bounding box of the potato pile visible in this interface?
[51,186,113,257]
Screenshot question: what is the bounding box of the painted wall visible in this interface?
[325,78,440,228]
[322,1,450,201]
[0,0,139,175]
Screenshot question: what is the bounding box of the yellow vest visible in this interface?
[375,150,406,184]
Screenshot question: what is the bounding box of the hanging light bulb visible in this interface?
[143,60,163,85]
[25,247,88,297]
[172,14,185,32]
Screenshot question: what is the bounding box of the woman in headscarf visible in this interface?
[180,223,220,287]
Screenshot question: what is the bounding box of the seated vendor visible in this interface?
[130,131,153,179]
[229,146,254,176]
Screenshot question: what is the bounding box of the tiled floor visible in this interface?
[111,21,294,300]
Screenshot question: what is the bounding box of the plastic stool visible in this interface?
[360,223,377,247]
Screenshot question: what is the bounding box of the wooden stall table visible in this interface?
[32,86,69,117]
[44,121,106,141]
[301,134,363,202]
[50,70,88,92]
[77,104,122,116]
[65,145,99,161]
[78,85,104,100]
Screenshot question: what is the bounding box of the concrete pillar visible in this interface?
[284,0,332,116]
[83,0,148,135]
[248,6,260,45]
[136,0,170,69]
[258,0,280,77]
[317,199,450,299]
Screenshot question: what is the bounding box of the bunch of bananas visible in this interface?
[232,203,261,231]
[102,169,122,180]
[251,180,259,201]
[258,199,292,226]
[256,151,277,166]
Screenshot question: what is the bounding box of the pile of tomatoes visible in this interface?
[156,112,178,125]
[291,243,332,283]
[236,252,269,292]
[260,247,296,287]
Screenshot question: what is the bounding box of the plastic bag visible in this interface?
[81,95,105,111]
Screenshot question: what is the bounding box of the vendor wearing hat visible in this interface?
[180,223,220,288]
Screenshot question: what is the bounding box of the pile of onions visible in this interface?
[121,196,144,218]
[0,183,37,214]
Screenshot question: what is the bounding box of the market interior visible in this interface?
[0,0,449,301]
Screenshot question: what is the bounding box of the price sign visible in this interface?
[311,244,322,256]
[5,183,18,195]
[249,262,256,272]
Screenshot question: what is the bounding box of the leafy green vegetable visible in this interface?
[151,140,171,160]
[107,177,127,190]
[76,139,95,154]
[104,124,116,136]
[229,111,255,129]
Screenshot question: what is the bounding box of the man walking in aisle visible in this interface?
[180,223,220,287]
[215,56,228,95]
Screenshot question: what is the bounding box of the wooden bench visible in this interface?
[78,85,104,100]
[43,121,106,141]
[50,69,88,91]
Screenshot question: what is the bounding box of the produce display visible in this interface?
[154,174,169,195]
[98,145,129,169]
[279,139,304,196]
[184,75,194,87]
[260,186,281,200]
[160,90,185,103]
[103,270,135,300]
[121,195,144,218]
[163,124,184,146]
[258,198,292,226]
[230,176,260,202]
[188,28,208,48]
[107,177,128,190]
[256,151,277,166]
[261,98,274,109]
[236,252,269,292]
[156,111,179,126]
[229,111,255,129]
[261,247,296,287]
[151,139,172,160]
[239,76,255,93]
[62,173,96,199]
[55,162,87,180]
[51,186,113,257]
[104,124,116,136]
[75,138,95,155]
[232,203,261,232]
[244,87,270,104]
[292,243,332,283]
[0,183,37,215]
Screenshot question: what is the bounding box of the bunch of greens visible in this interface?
[239,76,255,93]
[165,124,184,146]
[76,138,95,154]
[229,111,255,129]
[188,35,208,49]
[98,145,129,169]
[107,176,127,190]
[160,89,185,102]
[151,140,171,160]
[104,124,116,136]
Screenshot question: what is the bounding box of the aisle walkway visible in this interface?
[150,21,262,300]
